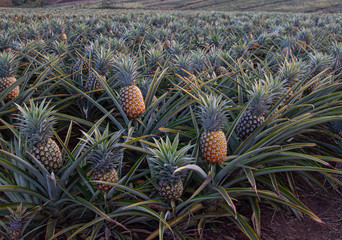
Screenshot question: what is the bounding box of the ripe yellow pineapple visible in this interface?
[0,52,19,102]
[199,94,228,164]
[16,99,62,173]
[148,135,194,202]
[114,55,145,119]
[82,127,124,192]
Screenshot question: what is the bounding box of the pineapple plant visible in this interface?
[148,135,194,202]
[295,29,312,54]
[5,204,31,239]
[145,47,163,76]
[173,53,195,85]
[304,51,332,95]
[16,99,62,173]
[236,81,273,140]
[85,47,115,91]
[114,55,145,119]
[73,42,95,77]
[330,42,342,77]
[0,51,19,102]
[199,94,228,164]
[82,127,123,192]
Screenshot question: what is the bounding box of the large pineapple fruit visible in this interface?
[199,94,228,164]
[148,135,194,202]
[236,82,273,140]
[114,55,145,119]
[0,52,19,102]
[16,99,62,173]
[83,127,123,192]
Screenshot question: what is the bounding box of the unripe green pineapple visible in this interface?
[114,55,145,119]
[236,82,273,140]
[85,47,115,91]
[199,94,228,164]
[73,42,95,77]
[5,204,31,239]
[16,99,62,173]
[148,135,194,202]
[82,127,123,192]
[0,51,19,102]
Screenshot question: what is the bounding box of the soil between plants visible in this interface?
[202,164,342,240]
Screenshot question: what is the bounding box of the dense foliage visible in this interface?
[0,9,341,239]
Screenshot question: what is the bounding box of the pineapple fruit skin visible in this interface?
[93,168,118,192]
[85,73,106,91]
[236,111,265,140]
[31,138,62,173]
[0,76,19,101]
[200,130,227,164]
[159,179,183,202]
[119,85,145,119]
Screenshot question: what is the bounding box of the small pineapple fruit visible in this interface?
[60,33,67,41]
[16,99,62,173]
[199,94,228,164]
[5,204,31,239]
[0,52,19,102]
[83,127,123,192]
[148,135,194,202]
[114,55,145,119]
[73,43,95,77]
[85,47,114,91]
[236,82,273,140]
[295,29,312,54]
[304,51,332,95]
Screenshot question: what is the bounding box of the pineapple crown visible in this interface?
[0,51,18,78]
[16,99,56,145]
[83,42,95,59]
[173,54,194,77]
[93,47,115,76]
[278,58,305,84]
[114,55,139,86]
[148,135,194,184]
[308,51,333,76]
[191,49,206,73]
[198,93,229,132]
[5,204,31,236]
[82,127,124,174]
[330,42,342,72]
[247,81,274,115]
[147,47,163,69]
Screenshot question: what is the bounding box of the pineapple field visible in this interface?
[0,7,342,240]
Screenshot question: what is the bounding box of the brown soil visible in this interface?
[202,165,342,240]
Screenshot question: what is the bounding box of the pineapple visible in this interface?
[278,58,305,102]
[146,47,163,76]
[173,54,195,84]
[85,47,114,91]
[330,42,342,77]
[5,204,31,239]
[236,82,273,140]
[16,99,62,173]
[148,135,194,202]
[304,51,332,95]
[0,52,19,102]
[295,29,312,54]
[82,127,123,192]
[114,55,145,119]
[73,42,95,77]
[199,94,228,164]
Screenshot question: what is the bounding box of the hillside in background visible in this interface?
[42,0,342,12]
[4,0,342,12]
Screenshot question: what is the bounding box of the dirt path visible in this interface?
[305,4,342,13]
